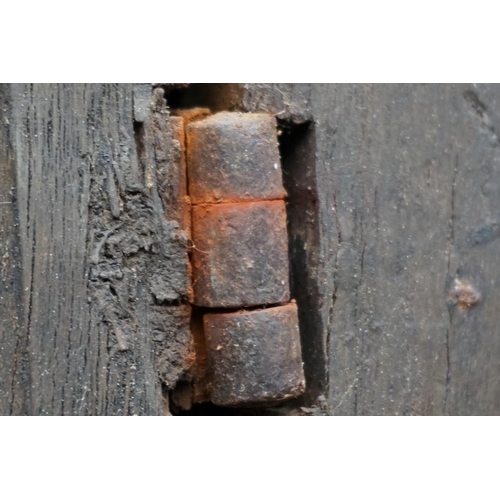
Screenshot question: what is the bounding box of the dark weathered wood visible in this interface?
[0,85,29,415]
[239,83,500,415]
[3,83,500,415]
[3,84,192,415]
[444,84,500,415]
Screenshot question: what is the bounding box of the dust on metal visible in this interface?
[180,110,305,407]
[204,303,305,407]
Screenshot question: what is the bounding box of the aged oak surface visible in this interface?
[1,84,192,415]
[0,85,28,415]
[1,83,499,415]
[239,83,500,415]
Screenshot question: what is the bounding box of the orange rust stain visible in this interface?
[171,107,211,125]
[169,116,191,241]
[171,110,305,408]
[186,112,286,205]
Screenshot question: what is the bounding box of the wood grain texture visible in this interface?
[0,85,28,415]
[4,84,192,415]
[240,83,500,415]
[444,84,500,415]
[3,83,500,415]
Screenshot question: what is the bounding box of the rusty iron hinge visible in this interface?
[173,110,305,407]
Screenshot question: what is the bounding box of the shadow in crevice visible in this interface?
[278,119,327,405]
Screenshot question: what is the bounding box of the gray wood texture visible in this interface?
[1,84,192,415]
[1,83,499,415]
[239,83,500,415]
[0,85,29,415]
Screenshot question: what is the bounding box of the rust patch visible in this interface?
[186,112,286,204]
[190,309,212,404]
[171,107,211,125]
[168,109,307,411]
[169,116,191,241]
[204,303,305,407]
[191,200,290,308]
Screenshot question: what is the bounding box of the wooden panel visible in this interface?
[444,84,500,415]
[241,83,500,415]
[0,85,28,415]
[8,84,192,415]
[4,83,500,415]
